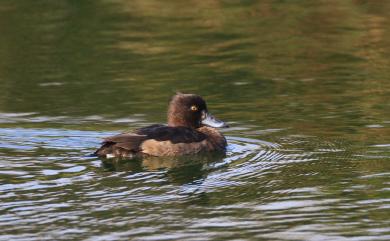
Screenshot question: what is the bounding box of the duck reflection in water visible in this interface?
[101,152,226,185]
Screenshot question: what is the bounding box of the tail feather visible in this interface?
[95,134,148,158]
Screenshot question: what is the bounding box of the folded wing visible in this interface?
[95,124,207,157]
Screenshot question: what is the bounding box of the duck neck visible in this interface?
[167,116,197,129]
[167,110,199,129]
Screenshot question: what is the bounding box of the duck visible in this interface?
[95,93,228,158]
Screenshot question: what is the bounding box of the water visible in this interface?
[0,0,389,240]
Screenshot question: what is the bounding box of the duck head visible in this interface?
[167,93,228,129]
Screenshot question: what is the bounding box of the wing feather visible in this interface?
[95,124,207,157]
[136,125,206,143]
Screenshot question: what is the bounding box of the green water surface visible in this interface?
[0,0,389,240]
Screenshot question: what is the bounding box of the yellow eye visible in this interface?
[190,105,198,111]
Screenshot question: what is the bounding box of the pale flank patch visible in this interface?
[141,139,211,156]
[106,154,115,159]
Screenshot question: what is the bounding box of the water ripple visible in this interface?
[0,126,389,240]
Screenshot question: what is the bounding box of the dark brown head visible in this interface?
[167,93,227,129]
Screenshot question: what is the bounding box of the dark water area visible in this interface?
[0,0,389,240]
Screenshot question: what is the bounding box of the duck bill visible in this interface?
[201,111,228,128]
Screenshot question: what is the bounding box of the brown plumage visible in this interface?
[95,93,228,158]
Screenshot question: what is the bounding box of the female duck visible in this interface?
[95,93,228,158]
